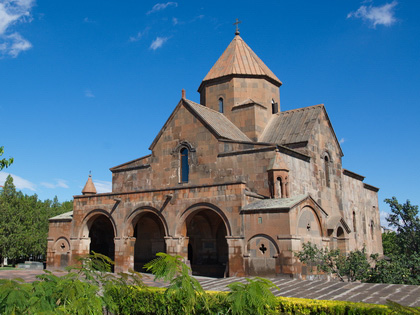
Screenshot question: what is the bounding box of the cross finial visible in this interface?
[233,18,241,35]
[89,170,92,177]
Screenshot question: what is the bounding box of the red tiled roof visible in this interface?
[201,35,281,86]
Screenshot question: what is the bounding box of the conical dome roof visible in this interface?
[201,35,282,87]
[82,174,97,195]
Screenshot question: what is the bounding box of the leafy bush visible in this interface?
[227,277,278,314]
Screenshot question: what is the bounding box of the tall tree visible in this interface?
[0,176,72,266]
[385,197,420,256]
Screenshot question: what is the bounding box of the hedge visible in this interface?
[104,285,394,315]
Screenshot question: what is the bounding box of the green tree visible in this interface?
[295,242,371,282]
[0,176,73,266]
[382,231,399,256]
[385,197,420,256]
[0,146,13,171]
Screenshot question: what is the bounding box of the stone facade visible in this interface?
[47,33,382,278]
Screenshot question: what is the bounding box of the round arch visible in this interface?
[79,209,118,239]
[80,212,116,264]
[177,203,230,278]
[177,202,232,237]
[246,234,279,257]
[297,206,324,238]
[125,206,169,238]
[53,237,71,253]
[126,207,168,272]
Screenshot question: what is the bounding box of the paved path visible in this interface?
[1,270,419,307]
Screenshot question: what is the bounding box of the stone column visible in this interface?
[70,237,90,266]
[226,236,245,277]
[277,235,301,276]
[114,237,135,273]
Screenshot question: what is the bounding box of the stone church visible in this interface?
[47,31,383,277]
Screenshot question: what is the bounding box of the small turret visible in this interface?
[267,149,290,198]
[82,173,97,195]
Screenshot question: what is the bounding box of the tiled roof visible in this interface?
[82,175,97,195]
[242,194,309,211]
[184,99,251,142]
[201,35,281,86]
[260,105,323,145]
[49,211,73,221]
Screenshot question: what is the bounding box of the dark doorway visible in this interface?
[133,212,166,272]
[186,209,228,277]
[89,215,115,264]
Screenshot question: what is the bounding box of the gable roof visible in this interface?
[49,211,73,222]
[260,104,343,156]
[242,194,328,217]
[199,35,282,89]
[149,98,251,150]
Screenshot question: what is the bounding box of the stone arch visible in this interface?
[126,208,168,271]
[79,209,118,239]
[245,234,279,276]
[177,202,232,236]
[84,213,116,264]
[336,226,347,252]
[177,203,230,277]
[172,140,196,155]
[125,207,169,238]
[53,237,71,253]
[297,206,323,242]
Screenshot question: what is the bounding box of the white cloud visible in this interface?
[129,27,150,42]
[0,171,36,191]
[147,2,178,15]
[339,138,345,144]
[347,1,398,28]
[380,210,398,231]
[172,17,178,25]
[0,0,35,57]
[85,89,94,98]
[93,180,112,193]
[40,179,69,189]
[150,36,168,50]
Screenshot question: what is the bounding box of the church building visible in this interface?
[47,30,383,278]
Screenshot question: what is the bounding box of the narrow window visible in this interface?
[370,220,374,240]
[180,148,189,182]
[218,98,224,113]
[271,99,278,114]
[276,177,283,198]
[324,155,330,187]
[353,211,357,233]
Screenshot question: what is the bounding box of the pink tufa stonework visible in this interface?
[47,34,382,278]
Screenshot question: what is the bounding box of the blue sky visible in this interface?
[1,0,419,227]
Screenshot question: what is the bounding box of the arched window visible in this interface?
[324,155,330,187]
[271,99,278,114]
[276,177,283,198]
[180,148,189,182]
[218,98,224,113]
[353,211,357,233]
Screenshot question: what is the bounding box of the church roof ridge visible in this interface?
[280,103,325,115]
[200,35,282,88]
[184,99,252,142]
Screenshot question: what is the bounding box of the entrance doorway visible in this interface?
[186,209,228,277]
[133,212,166,271]
[89,215,115,264]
